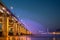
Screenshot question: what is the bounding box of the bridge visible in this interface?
[0,1,32,40]
[0,1,60,40]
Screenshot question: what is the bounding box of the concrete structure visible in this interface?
[0,1,32,40]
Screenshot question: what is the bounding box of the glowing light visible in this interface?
[2,7,6,10]
[7,11,10,14]
[13,17,17,21]
[0,9,3,13]
[10,6,13,9]
[17,16,20,18]
[20,36,31,40]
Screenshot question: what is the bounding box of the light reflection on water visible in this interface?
[20,36,31,40]
[20,36,49,40]
[20,35,60,40]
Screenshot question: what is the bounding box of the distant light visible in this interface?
[53,32,55,34]
[39,30,43,33]
[0,9,3,13]
[17,16,20,18]
[10,6,13,9]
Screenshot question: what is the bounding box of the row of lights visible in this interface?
[0,6,31,34]
[0,7,9,14]
[0,8,3,13]
[0,5,22,23]
[0,6,21,24]
[0,6,13,14]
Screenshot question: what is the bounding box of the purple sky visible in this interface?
[20,18,46,34]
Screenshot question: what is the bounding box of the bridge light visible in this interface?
[10,6,13,9]
[17,16,20,18]
[2,7,6,10]
[0,9,3,13]
[7,11,10,14]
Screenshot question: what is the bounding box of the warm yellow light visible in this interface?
[20,36,31,40]
[2,7,6,10]
[27,37,31,40]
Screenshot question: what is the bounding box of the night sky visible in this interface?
[2,0,60,33]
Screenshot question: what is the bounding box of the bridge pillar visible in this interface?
[2,16,9,40]
[13,22,17,36]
